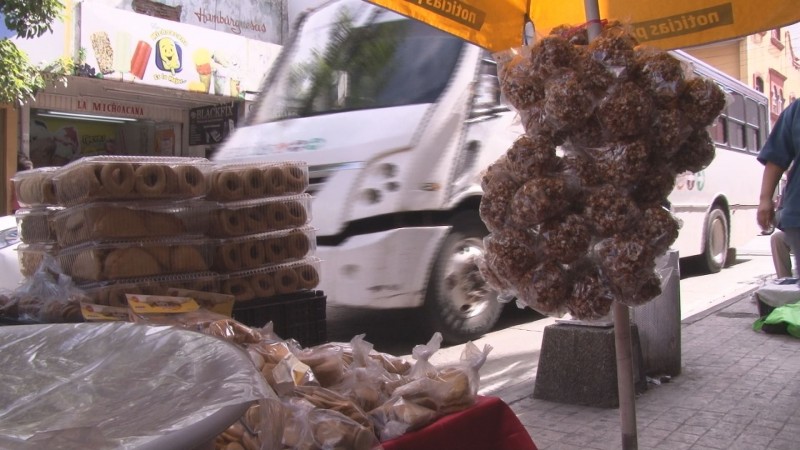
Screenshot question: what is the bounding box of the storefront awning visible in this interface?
[41,75,241,111]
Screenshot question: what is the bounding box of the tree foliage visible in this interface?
[1,0,66,105]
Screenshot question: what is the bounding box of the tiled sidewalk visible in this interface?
[508,294,800,450]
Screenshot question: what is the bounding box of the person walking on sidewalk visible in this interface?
[758,99,800,278]
[771,229,793,278]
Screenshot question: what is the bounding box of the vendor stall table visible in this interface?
[381,396,537,450]
[0,322,273,450]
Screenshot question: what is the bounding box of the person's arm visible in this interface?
[758,161,785,231]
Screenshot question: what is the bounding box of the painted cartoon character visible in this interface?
[156,38,182,74]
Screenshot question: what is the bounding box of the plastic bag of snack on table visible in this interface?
[370,333,492,441]
[5,254,86,324]
[0,321,275,450]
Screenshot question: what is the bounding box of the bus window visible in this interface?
[747,128,760,152]
[729,123,746,149]
[729,92,745,120]
[758,103,769,149]
[710,116,728,145]
[727,92,746,149]
[745,98,760,125]
[744,98,762,152]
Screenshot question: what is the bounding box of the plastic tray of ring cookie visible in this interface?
[52,199,213,247]
[207,161,309,201]
[79,272,221,308]
[52,155,213,206]
[209,194,313,237]
[11,167,60,207]
[56,237,215,283]
[16,243,59,278]
[212,226,317,273]
[219,257,322,303]
[15,206,63,244]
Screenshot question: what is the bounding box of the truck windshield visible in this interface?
[252,6,465,123]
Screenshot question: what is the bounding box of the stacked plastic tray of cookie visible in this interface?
[14,156,220,310]
[205,161,320,305]
[11,167,63,278]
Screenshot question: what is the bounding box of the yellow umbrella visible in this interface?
[366,0,800,52]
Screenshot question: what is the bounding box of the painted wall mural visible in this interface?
[80,3,282,97]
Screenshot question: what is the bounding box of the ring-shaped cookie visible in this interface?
[264,167,287,196]
[134,164,168,197]
[263,238,288,264]
[163,166,179,194]
[63,164,103,203]
[216,209,246,236]
[274,267,300,294]
[216,243,243,272]
[266,202,292,230]
[244,207,270,233]
[243,168,267,198]
[296,264,320,289]
[213,171,245,201]
[41,178,58,204]
[240,240,266,269]
[286,232,311,259]
[100,163,136,196]
[223,278,255,302]
[286,201,309,226]
[175,165,207,197]
[283,165,307,193]
[250,272,276,298]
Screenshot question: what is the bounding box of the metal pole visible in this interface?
[584,2,638,447]
[613,301,638,450]
[583,0,603,39]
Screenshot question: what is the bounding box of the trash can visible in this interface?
[631,249,681,377]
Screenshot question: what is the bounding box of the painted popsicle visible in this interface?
[130,41,152,80]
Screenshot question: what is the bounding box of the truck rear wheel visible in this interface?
[423,214,503,344]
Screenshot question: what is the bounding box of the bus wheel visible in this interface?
[701,207,729,274]
[423,214,504,345]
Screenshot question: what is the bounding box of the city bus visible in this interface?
[668,51,770,273]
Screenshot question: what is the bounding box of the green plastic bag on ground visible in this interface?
[753,302,800,338]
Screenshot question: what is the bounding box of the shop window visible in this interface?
[771,85,785,116]
[754,76,764,93]
[771,28,784,50]
[769,69,787,123]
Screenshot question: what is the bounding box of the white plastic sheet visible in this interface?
[0,322,276,449]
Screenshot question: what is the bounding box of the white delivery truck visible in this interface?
[215,0,518,343]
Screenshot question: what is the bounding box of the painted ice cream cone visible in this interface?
[192,48,212,93]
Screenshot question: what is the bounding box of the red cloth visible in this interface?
[380,396,537,450]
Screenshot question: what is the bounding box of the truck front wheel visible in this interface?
[423,214,504,344]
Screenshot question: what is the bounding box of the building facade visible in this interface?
[685,26,800,127]
[1,0,286,213]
